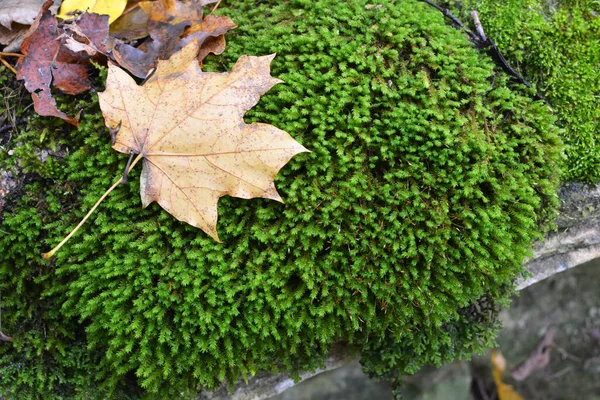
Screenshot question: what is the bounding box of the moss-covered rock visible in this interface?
[446,0,600,182]
[0,0,563,397]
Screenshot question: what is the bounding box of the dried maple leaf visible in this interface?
[99,41,308,240]
[16,0,91,126]
[41,40,308,258]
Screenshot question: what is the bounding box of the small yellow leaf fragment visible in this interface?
[58,0,126,24]
[491,349,525,400]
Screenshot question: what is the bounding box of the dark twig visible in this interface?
[108,121,121,145]
[121,151,136,184]
[209,0,222,16]
[421,0,479,41]
[0,117,27,136]
[419,1,549,105]
[471,10,487,42]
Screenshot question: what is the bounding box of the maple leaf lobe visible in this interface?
[98,42,308,241]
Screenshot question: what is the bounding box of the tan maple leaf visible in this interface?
[97,41,308,241]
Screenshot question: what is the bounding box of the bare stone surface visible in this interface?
[518,183,600,289]
[197,343,356,400]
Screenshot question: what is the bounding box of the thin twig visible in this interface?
[209,0,223,16]
[419,1,549,105]
[553,344,583,362]
[547,365,573,380]
[420,0,479,41]
[121,151,136,184]
[42,154,144,259]
[471,10,487,42]
[0,52,23,58]
[0,58,16,75]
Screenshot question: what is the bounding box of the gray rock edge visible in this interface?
[199,183,600,399]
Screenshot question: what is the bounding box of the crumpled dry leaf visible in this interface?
[0,0,60,29]
[98,41,308,240]
[138,0,217,25]
[0,0,61,51]
[111,20,189,78]
[491,350,525,400]
[111,0,234,78]
[511,328,554,381]
[16,0,90,126]
[58,0,127,24]
[109,5,148,40]
[182,15,237,65]
[61,12,116,56]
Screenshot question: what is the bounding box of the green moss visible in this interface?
[445,0,600,182]
[0,0,562,397]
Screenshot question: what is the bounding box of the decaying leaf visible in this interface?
[61,12,116,56]
[58,0,127,24]
[182,15,237,65]
[112,0,234,78]
[109,5,149,40]
[511,328,554,381]
[138,0,217,25]
[98,41,308,240]
[0,0,61,51]
[0,0,60,29]
[111,19,189,78]
[491,349,525,400]
[16,0,90,126]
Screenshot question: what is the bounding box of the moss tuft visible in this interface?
[445,0,600,182]
[0,0,562,397]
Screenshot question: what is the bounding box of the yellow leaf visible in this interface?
[58,0,126,24]
[98,41,309,241]
[491,349,525,400]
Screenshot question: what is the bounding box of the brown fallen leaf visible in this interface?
[42,41,308,258]
[109,5,148,40]
[182,14,237,65]
[491,349,525,400]
[61,12,116,56]
[0,0,61,30]
[0,0,61,52]
[99,41,308,240]
[111,20,189,78]
[112,0,234,78]
[511,328,554,381]
[16,0,90,126]
[138,0,217,25]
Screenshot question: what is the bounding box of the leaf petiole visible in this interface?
[42,153,143,259]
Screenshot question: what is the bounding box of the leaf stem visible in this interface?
[42,154,143,259]
[0,58,16,74]
[0,52,23,58]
